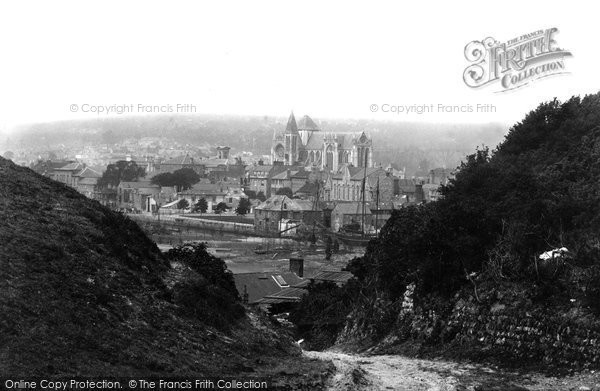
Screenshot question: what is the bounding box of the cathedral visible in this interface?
[271,112,373,171]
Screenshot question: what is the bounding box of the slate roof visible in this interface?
[234,272,304,304]
[55,162,84,171]
[310,270,354,284]
[305,134,324,150]
[271,170,297,180]
[180,183,227,195]
[290,170,310,180]
[297,115,319,131]
[255,195,318,211]
[255,286,308,304]
[75,166,102,178]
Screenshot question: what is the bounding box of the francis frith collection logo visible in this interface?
[463,28,572,92]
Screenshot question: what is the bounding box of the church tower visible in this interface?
[283,111,299,165]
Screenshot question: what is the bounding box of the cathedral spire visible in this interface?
[285,111,298,134]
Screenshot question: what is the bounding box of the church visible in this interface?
[271,112,373,171]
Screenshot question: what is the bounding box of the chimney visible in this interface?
[289,258,304,277]
[415,183,424,203]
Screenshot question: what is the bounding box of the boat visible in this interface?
[333,163,380,248]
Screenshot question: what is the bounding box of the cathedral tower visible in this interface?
[283,111,299,165]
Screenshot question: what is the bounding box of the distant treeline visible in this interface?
[11,114,507,176]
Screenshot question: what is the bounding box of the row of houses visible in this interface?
[30,160,103,199]
[245,163,452,204]
[32,146,453,225]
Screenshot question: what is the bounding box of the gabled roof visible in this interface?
[247,165,273,175]
[75,166,102,178]
[234,272,304,304]
[55,162,84,171]
[297,115,320,131]
[162,154,197,165]
[290,170,310,180]
[255,195,319,211]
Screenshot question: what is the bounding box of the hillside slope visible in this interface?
[0,156,330,383]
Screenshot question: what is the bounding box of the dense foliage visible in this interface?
[166,243,244,329]
[0,158,303,376]
[192,198,208,213]
[350,94,600,302]
[214,201,229,214]
[293,93,600,365]
[150,167,200,192]
[290,281,358,350]
[235,197,251,215]
[97,160,146,189]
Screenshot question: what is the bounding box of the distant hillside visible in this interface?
[0,156,330,381]
[9,115,506,175]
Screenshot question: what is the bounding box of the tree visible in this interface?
[214,202,229,214]
[235,197,251,215]
[165,243,244,328]
[276,187,294,197]
[151,172,176,188]
[177,199,189,210]
[98,160,145,189]
[256,191,267,202]
[193,198,208,214]
[172,168,200,192]
[151,168,200,192]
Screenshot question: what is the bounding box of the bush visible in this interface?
[290,281,357,350]
[172,276,245,329]
[166,243,244,328]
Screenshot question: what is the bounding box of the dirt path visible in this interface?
[304,350,600,391]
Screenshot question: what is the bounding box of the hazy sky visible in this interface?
[0,1,597,133]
